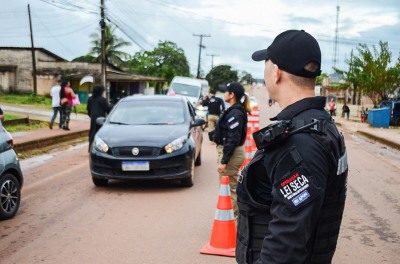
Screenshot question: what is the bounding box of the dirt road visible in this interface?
[1,86,399,263]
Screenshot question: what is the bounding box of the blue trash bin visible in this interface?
[367,108,390,128]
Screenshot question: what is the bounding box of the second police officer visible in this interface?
[209,82,252,218]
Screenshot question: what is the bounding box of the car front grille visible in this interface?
[110,146,161,158]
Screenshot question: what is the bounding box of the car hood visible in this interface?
[96,123,190,148]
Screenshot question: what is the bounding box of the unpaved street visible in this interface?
[1,86,399,263]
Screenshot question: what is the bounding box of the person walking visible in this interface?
[0,106,4,121]
[329,98,336,116]
[49,79,62,129]
[236,30,348,264]
[209,82,251,218]
[201,90,225,131]
[342,103,350,120]
[87,84,112,151]
[59,80,76,131]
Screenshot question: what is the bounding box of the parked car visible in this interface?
[380,100,400,126]
[0,122,24,220]
[89,95,206,187]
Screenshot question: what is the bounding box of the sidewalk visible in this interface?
[333,109,400,151]
[1,104,90,148]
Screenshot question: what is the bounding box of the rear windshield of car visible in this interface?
[109,101,186,125]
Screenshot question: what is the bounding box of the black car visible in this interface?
[89,95,206,187]
[0,122,24,220]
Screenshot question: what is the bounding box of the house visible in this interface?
[0,47,166,103]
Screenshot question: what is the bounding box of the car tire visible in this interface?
[181,155,195,187]
[195,149,202,166]
[92,177,109,187]
[0,174,21,220]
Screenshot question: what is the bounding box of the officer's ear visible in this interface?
[273,64,282,84]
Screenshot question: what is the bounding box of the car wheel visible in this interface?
[0,174,21,220]
[195,149,202,166]
[92,177,109,187]
[181,155,195,187]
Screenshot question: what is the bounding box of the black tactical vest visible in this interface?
[236,115,348,264]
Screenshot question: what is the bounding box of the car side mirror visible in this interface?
[96,117,106,126]
[190,118,206,128]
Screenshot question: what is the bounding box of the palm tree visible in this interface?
[88,24,131,68]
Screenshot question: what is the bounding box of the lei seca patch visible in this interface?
[277,170,319,209]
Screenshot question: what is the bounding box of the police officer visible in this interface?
[201,90,225,131]
[236,30,348,263]
[210,82,252,217]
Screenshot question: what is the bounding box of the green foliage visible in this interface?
[240,71,255,85]
[88,24,131,67]
[205,65,238,91]
[337,41,400,106]
[128,41,190,84]
[72,55,97,63]
[4,120,49,133]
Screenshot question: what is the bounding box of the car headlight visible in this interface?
[94,136,109,153]
[165,135,187,153]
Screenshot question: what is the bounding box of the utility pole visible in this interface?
[193,34,210,79]
[206,54,219,69]
[100,0,108,100]
[27,4,37,95]
[332,5,340,71]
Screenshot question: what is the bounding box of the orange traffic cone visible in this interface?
[200,176,236,257]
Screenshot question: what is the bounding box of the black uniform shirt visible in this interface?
[202,95,225,115]
[218,103,247,164]
[248,96,344,263]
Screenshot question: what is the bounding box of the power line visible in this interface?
[193,34,210,78]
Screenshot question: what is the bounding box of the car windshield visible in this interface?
[169,83,200,97]
[108,100,185,125]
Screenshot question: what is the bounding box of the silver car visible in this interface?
[0,121,24,220]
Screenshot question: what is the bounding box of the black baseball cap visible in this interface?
[219,82,245,99]
[252,29,322,78]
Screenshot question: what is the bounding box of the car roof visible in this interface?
[119,94,188,103]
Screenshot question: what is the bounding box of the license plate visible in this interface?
[122,161,149,171]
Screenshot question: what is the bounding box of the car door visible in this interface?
[187,101,202,157]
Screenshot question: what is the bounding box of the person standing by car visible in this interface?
[235,29,348,264]
[49,79,62,129]
[87,84,112,151]
[210,82,251,218]
[201,90,225,131]
[59,80,76,131]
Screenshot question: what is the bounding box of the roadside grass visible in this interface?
[0,93,87,113]
[4,120,49,133]
[5,113,23,120]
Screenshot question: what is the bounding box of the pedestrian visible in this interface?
[342,102,350,120]
[236,29,349,264]
[360,106,367,123]
[201,90,225,131]
[209,82,251,218]
[87,84,112,151]
[49,79,62,129]
[329,98,336,116]
[59,80,76,131]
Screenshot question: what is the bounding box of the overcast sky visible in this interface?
[1,0,399,79]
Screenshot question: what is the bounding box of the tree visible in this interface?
[239,71,255,85]
[128,41,190,84]
[72,54,97,63]
[205,65,238,91]
[88,24,131,68]
[336,41,400,107]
